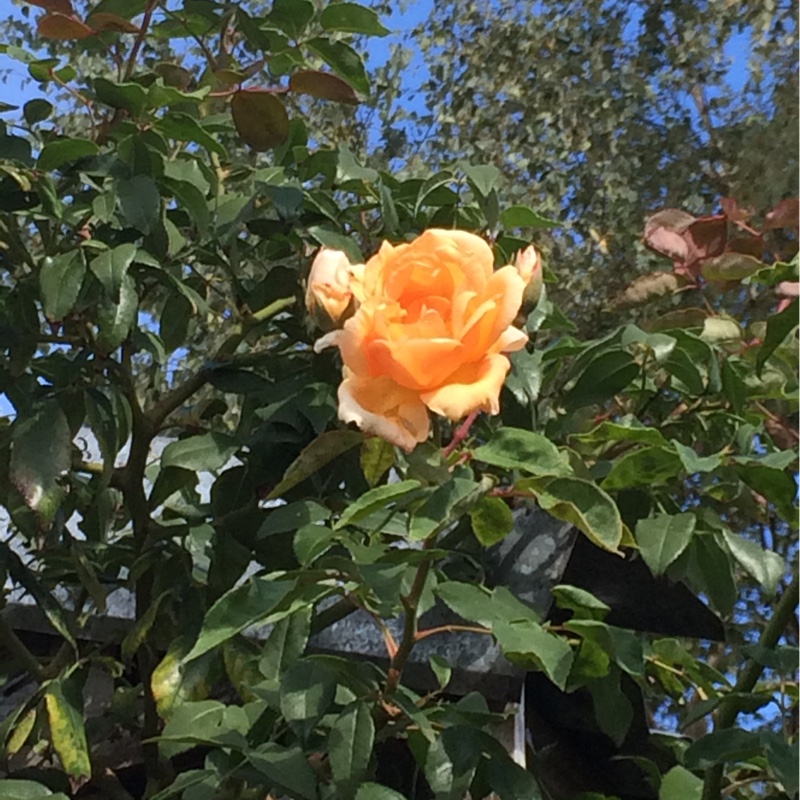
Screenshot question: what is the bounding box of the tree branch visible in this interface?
[702,575,799,800]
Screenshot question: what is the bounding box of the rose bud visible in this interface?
[305,248,361,331]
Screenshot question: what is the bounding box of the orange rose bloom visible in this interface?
[316,230,535,451]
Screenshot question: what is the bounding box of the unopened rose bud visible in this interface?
[515,245,543,307]
[305,248,360,331]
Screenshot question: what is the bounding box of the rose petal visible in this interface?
[338,371,430,452]
[421,354,510,420]
[492,327,528,353]
[368,337,464,391]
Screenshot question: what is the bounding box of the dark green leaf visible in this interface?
[117,174,161,234]
[9,400,71,523]
[280,657,337,729]
[259,607,312,682]
[566,350,639,410]
[335,480,421,530]
[500,204,559,229]
[601,446,682,490]
[307,38,369,95]
[757,298,798,375]
[320,3,389,36]
[23,98,53,125]
[39,251,86,321]
[494,619,574,689]
[247,743,318,800]
[0,780,69,800]
[683,728,761,770]
[259,500,329,537]
[329,701,375,795]
[89,243,136,300]
[93,77,148,115]
[360,436,396,487]
[37,138,99,171]
[156,113,227,156]
[161,432,238,472]
[96,273,138,351]
[231,91,290,151]
[186,577,291,661]
[355,785,407,800]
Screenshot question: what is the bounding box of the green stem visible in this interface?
[701,575,799,800]
[0,612,46,683]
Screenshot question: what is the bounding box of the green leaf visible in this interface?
[259,607,312,682]
[89,243,135,300]
[601,446,683,490]
[425,726,483,799]
[280,657,337,731]
[700,316,742,344]
[721,359,747,414]
[736,464,798,524]
[93,77,148,115]
[166,178,210,231]
[472,428,571,476]
[461,162,501,197]
[671,440,723,474]
[37,138,99,171]
[45,674,91,781]
[96,272,138,351]
[469,495,514,546]
[23,98,53,125]
[329,701,375,795]
[231,90,290,151]
[659,765,702,800]
[320,2,389,35]
[535,477,623,552]
[355,785,407,800]
[0,541,76,647]
[429,655,452,689]
[267,430,363,500]
[0,780,69,799]
[664,347,705,395]
[307,37,369,95]
[500,204,559,229]
[436,582,538,629]
[259,500,329,537]
[410,477,487,540]
[573,417,668,447]
[552,585,610,620]
[186,577,290,661]
[156,113,227,157]
[247,743,318,800]
[161,432,238,472]
[635,513,696,574]
[157,700,240,758]
[117,174,161,234]
[360,436,396,487]
[690,534,737,616]
[719,529,785,597]
[683,728,761,770]
[39,251,86,321]
[267,0,314,38]
[485,753,544,800]
[335,480,421,530]
[762,731,799,797]
[701,251,764,282]
[307,225,364,263]
[494,619,574,689]
[9,401,71,523]
[566,350,639,409]
[757,297,798,376]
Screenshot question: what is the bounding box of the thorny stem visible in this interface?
[415,624,491,642]
[442,409,480,459]
[701,575,798,800]
[384,541,435,696]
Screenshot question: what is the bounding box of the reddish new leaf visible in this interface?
[38,12,95,39]
[231,90,289,151]
[25,0,73,14]
[684,215,727,265]
[643,208,696,262]
[727,236,764,259]
[720,197,751,223]
[87,12,140,33]
[289,70,360,105]
[763,197,799,231]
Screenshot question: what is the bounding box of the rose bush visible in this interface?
[312,229,538,450]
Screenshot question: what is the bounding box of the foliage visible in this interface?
[0,2,797,800]
[358,0,799,334]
